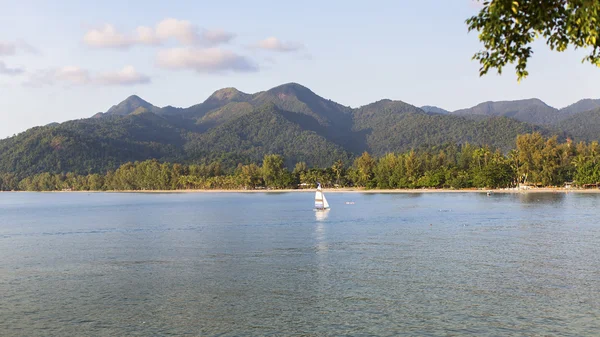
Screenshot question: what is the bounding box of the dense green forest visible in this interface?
[4,83,600,183]
[6,83,596,178]
[3,132,600,191]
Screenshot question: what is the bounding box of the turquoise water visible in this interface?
[1,192,600,336]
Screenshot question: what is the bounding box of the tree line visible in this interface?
[2,132,600,191]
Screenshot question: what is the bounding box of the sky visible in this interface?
[1,0,599,138]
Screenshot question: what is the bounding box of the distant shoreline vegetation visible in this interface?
[2,132,600,192]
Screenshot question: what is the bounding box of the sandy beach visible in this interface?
[18,187,597,194]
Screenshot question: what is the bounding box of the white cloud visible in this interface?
[83,24,132,48]
[96,65,151,85]
[135,26,160,45]
[202,29,236,45]
[55,66,91,84]
[25,65,150,86]
[156,47,258,73]
[255,37,303,52]
[0,61,24,76]
[155,18,200,45]
[83,19,235,49]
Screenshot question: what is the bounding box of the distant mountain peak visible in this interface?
[515,98,554,108]
[266,82,313,96]
[118,94,151,107]
[559,98,600,116]
[469,98,548,106]
[104,95,158,116]
[206,87,250,102]
[570,98,600,104]
[125,94,144,101]
[270,82,309,90]
[421,105,449,114]
[358,99,413,109]
[372,99,393,104]
[451,98,559,125]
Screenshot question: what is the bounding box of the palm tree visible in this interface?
[331,160,344,186]
[508,149,520,187]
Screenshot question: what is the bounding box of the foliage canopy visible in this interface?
[467,0,600,81]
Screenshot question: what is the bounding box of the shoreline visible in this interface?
[4,187,599,194]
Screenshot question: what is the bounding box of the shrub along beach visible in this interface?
[2,132,600,192]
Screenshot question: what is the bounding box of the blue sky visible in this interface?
[1,0,599,138]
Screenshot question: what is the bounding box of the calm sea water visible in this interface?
[1,191,600,336]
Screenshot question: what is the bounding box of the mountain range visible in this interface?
[1,82,599,177]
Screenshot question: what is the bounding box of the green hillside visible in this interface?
[556,108,600,142]
[0,112,186,176]
[559,99,600,117]
[0,83,590,178]
[184,104,352,168]
[451,98,560,125]
[353,100,556,155]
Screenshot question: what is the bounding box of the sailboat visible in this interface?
[314,182,330,211]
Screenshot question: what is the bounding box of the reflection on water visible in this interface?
[518,191,566,204]
[314,221,328,253]
[315,209,329,221]
[1,192,600,336]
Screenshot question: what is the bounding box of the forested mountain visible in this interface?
[352,99,555,155]
[559,99,600,117]
[0,82,596,178]
[420,105,449,114]
[451,98,561,125]
[184,104,353,168]
[0,112,186,177]
[94,95,163,117]
[179,87,256,123]
[556,107,600,142]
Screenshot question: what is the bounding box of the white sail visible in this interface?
[315,190,324,209]
[315,183,329,210]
